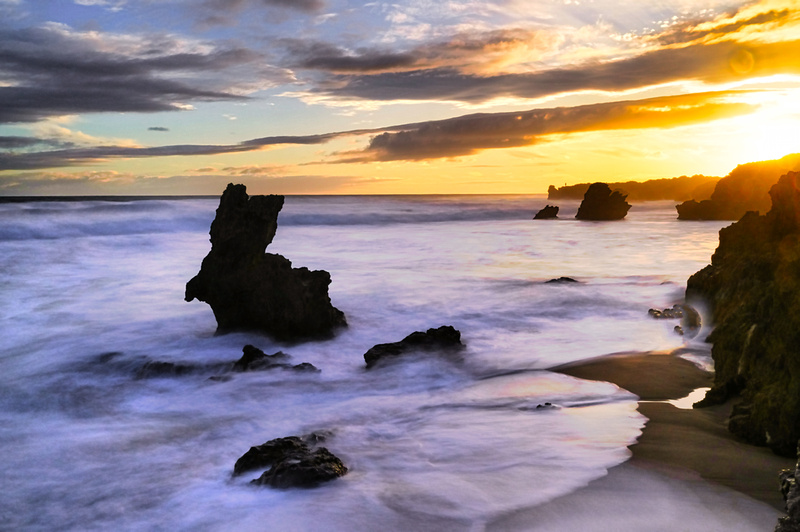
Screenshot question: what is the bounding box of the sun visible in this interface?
[732,88,800,162]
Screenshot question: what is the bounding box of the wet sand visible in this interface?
[488,350,793,531]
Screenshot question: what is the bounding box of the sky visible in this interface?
[0,0,799,195]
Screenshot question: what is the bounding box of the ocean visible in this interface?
[0,195,729,531]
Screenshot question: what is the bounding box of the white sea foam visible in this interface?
[0,196,730,530]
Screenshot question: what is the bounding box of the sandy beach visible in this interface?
[488,350,794,531]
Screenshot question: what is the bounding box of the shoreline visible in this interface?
[489,349,793,531]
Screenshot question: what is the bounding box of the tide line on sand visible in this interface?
[488,351,794,532]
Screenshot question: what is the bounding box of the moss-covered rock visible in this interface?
[687,171,800,456]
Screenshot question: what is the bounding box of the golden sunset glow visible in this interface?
[1,0,800,195]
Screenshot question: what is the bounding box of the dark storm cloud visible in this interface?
[0,25,262,124]
[0,91,756,170]
[301,38,800,103]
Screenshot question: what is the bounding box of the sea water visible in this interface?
[0,195,729,531]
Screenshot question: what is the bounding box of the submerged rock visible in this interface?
[232,344,290,372]
[363,325,465,369]
[575,182,631,221]
[135,345,318,380]
[234,432,347,489]
[545,276,579,284]
[688,171,800,456]
[185,184,346,341]
[533,205,559,219]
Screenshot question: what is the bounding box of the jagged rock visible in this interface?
[232,345,290,372]
[291,362,321,373]
[575,182,631,221]
[677,154,800,220]
[230,345,319,374]
[687,171,800,456]
[648,304,701,337]
[545,277,579,284]
[233,433,347,489]
[252,448,347,489]
[533,205,559,219]
[776,442,800,531]
[185,184,346,341]
[135,345,318,380]
[363,326,465,369]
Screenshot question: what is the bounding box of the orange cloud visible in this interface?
[336,91,758,162]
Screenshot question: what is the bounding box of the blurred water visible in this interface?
[0,195,729,530]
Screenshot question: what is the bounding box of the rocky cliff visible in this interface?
[185,183,346,341]
[688,171,800,456]
[677,153,800,220]
[548,174,718,202]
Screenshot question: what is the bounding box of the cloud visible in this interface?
[0,136,64,149]
[0,132,353,170]
[295,38,800,105]
[196,0,325,27]
[657,8,794,45]
[336,91,758,162]
[0,91,758,170]
[148,127,169,132]
[0,24,284,124]
[281,28,554,75]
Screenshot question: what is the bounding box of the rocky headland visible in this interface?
[548,173,718,202]
[185,184,346,341]
[677,153,800,220]
[575,182,631,221]
[687,171,800,457]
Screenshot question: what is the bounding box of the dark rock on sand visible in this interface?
[363,325,465,369]
[234,433,347,489]
[776,442,800,531]
[687,171,800,456]
[185,183,346,341]
[575,182,631,221]
[533,205,559,219]
[677,153,800,220]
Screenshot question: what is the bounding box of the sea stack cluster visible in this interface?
[688,171,800,456]
[185,183,346,341]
